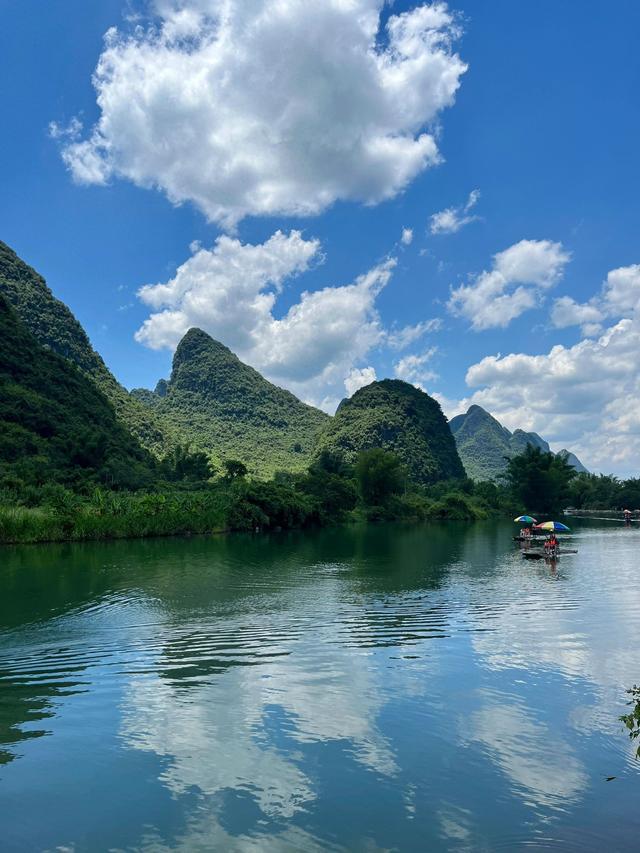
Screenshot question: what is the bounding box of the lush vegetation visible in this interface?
[566,472,640,510]
[501,445,639,514]
[0,440,497,544]
[131,328,329,477]
[450,404,587,481]
[504,445,577,515]
[317,379,465,486]
[2,241,636,546]
[0,294,157,493]
[0,241,182,455]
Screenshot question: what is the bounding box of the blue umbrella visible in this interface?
[514,515,537,523]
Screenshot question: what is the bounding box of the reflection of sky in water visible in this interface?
[1,523,640,850]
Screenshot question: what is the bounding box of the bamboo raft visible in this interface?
[521,548,578,560]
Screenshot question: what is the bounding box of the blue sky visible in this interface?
[1,1,639,474]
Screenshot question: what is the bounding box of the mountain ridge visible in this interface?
[0,241,182,456]
[450,404,587,481]
[0,241,588,485]
[132,326,330,477]
[0,293,155,490]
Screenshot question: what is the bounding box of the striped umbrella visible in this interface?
[534,521,571,531]
[514,515,537,523]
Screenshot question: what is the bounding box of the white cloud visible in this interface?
[448,239,571,330]
[551,263,640,335]
[603,263,640,313]
[135,230,395,410]
[345,366,377,397]
[55,1,467,227]
[400,227,414,246]
[429,188,480,235]
[438,261,640,475]
[387,318,442,350]
[394,347,438,388]
[452,314,640,476]
[551,295,604,336]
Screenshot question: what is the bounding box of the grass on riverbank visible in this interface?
[0,485,494,545]
[0,491,230,544]
[0,448,508,546]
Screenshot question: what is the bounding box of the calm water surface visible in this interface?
[1,520,639,851]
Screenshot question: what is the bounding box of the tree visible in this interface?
[298,469,357,521]
[505,445,576,514]
[310,448,353,479]
[163,444,212,482]
[618,478,640,510]
[222,459,248,482]
[355,449,405,507]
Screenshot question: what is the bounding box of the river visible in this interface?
[1,520,639,851]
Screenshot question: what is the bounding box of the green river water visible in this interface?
[1,520,639,851]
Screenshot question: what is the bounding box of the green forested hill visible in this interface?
[449,404,587,480]
[0,295,156,491]
[316,379,465,485]
[133,328,330,476]
[0,241,181,455]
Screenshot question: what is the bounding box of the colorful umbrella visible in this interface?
[535,521,571,532]
[514,515,537,523]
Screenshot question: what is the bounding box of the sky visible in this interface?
[1,0,639,476]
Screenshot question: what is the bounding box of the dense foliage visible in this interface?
[0,441,495,544]
[0,241,182,455]
[450,404,587,481]
[567,472,640,510]
[0,295,157,492]
[504,445,576,515]
[132,328,329,477]
[317,379,465,486]
[355,448,406,506]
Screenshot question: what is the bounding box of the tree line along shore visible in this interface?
[2,444,638,545]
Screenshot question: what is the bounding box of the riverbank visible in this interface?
[0,482,493,545]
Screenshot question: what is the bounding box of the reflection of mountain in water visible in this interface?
[152,523,471,686]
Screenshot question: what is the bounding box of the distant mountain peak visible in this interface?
[450,405,587,480]
[173,327,235,362]
[170,327,275,400]
[557,448,589,474]
[144,327,329,476]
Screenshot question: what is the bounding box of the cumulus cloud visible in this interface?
[603,263,640,313]
[551,263,640,335]
[55,0,467,227]
[135,230,395,410]
[394,348,438,388]
[345,366,377,397]
[551,295,604,337]
[429,188,480,235]
[448,239,571,330]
